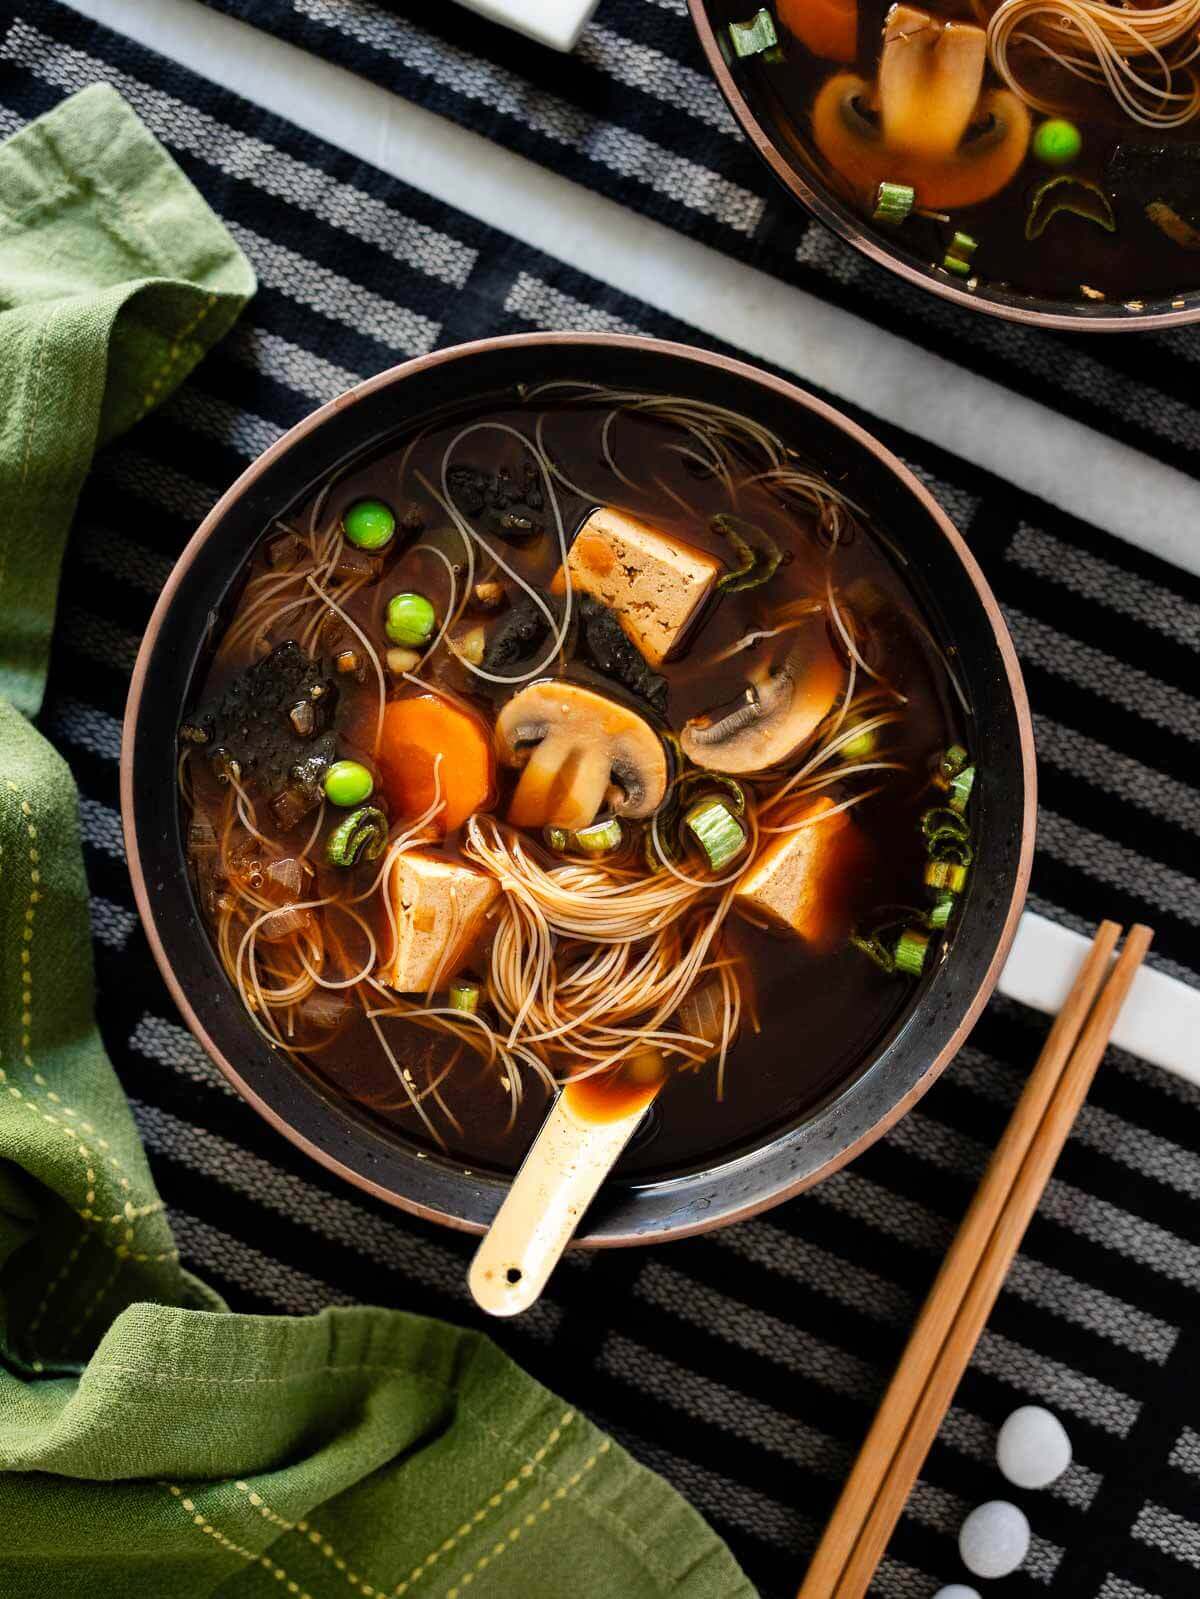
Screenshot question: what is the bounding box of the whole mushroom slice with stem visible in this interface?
[681,614,845,776]
[813,4,1031,212]
[497,680,669,832]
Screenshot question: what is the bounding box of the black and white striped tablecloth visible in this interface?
[6,2,1199,1595]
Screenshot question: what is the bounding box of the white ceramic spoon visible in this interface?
[469,1075,661,1316]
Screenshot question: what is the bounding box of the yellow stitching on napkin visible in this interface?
[7,1085,174,1254]
[439,1439,611,1599]
[95,1358,651,1573]
[139,293,217,420]
[17,794,36,1067]
[61,1251,126,1354]
[24,1228,90,1360]
[2,782,179,1349]
[162,1484,314,1597]
[244,1489,390,1598]
[393,1411,576,1596]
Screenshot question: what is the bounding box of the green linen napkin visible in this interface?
[0,86,755,1599]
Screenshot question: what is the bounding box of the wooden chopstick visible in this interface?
[798,920,1151,1599]
[830,923,1153,1597]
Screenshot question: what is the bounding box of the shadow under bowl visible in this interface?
[121,332,1035,1245]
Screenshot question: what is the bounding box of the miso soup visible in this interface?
[179,384,975,1177]
[726,0,1200,307]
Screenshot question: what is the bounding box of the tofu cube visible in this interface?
[558,507,722,665]
[734,798,866,953]
[380,849,500,993]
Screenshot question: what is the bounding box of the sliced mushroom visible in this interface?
[496,681,668,832]
[680,615,845,775]
[813,5,1031,211]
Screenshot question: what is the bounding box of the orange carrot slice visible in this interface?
[378,693,495,834]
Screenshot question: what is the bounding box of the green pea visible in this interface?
[324,759,374,807]
[342,497,396,551]
[385,591,436,648]
[1033,119,1082,167]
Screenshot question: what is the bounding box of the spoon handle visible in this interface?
[468,1085,655,1316]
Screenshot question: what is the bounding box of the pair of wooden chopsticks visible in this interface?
[799,920,1153,1599]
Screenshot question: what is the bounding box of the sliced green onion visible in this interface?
[948,764,976,813]
[893,927,930,977]
[729,8,778,57]
[946,231,977,261]
[922,806,969,841]
[873,182,915,226]
[449,979,480,1015]
[645,811,682,871]
[936,824,973,855]
[850,932,895,974]
[1027,175,1114,241]
[326,805,388,868]
[927,832,972,860]
[712,513,783,594]
[928,891,956,930]
[545,818,622,857]
[941,230,977,277]
[929,836,974,868]
[574,817,623,857]
[925,858,968,894]
[684,799,748,872]
[678,771,746,816]
[938,744,970,783]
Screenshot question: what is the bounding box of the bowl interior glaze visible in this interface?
[122,334,1034,1244]
[689,0,1200,332]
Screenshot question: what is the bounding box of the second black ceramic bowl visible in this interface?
[690,0,1200,331]
[122,333,1035,1244]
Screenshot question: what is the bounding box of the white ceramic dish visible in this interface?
[454,0,601,51]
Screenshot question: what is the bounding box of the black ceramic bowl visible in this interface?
[122,333,1035,1244]
[689,0,1200,331]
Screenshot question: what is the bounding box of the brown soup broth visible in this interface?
[182,392,964,1180]
[713,0,1200,306]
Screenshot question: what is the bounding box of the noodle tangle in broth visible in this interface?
[180,384,970,1173]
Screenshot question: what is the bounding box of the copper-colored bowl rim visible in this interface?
[688,0,1200,332]
[121,331,1036,1246]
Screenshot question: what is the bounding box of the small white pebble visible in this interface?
[959,1500,1030,1579]
[997,1405,1072,1489]
[933,1588,981,1599]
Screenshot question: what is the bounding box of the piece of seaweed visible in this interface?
[447,459,546,539]
[181,640,339,800]
[480,593,668,713]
